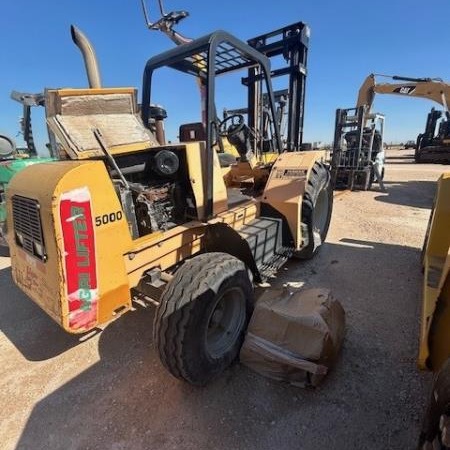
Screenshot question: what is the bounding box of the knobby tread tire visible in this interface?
[294,161,333,260]
[153,252,253,385]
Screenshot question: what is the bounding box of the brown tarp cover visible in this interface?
[240,287,345,387]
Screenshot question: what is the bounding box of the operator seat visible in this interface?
[178,122,237,168]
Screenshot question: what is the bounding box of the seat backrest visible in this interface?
[179,122,206,142]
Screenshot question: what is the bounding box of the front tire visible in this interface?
[153,252,253,385]
[294,162,333,260]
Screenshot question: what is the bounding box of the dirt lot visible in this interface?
[0,148,446,450]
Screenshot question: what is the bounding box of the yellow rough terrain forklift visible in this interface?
[7,20,333,385]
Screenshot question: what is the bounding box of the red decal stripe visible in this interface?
[60,188,98,331]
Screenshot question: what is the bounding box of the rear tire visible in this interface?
[294,162,333,260]
[153,252,253,385]
[418,359,450,449]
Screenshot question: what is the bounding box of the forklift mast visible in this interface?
[332,106,384,167]
[331,105,385,190]
[246,22,309,152]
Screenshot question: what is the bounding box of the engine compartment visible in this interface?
[112,147,196,238]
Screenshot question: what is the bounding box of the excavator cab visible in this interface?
[416,108,450,162]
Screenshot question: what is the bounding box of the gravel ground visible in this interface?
[0,148,446,450]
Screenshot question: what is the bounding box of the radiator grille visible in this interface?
[12,195,47,261]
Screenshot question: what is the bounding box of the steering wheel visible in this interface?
[218,114,245,137]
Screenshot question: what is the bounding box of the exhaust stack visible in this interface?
[70,25,102,88]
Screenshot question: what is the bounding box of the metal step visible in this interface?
[237,217,282,266]
[259,246,294,279]
[237,217,292,279]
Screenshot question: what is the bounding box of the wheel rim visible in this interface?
[439,413,450,448]
[313,188,330,236]
[205,286,246,359]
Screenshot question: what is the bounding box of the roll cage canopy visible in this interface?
[141,26,308,219]
[141,30,283,152]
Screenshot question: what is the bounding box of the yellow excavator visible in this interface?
[357,74,450,163]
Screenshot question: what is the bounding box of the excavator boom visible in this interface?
[355,73,450,163]
[357,74,450,112]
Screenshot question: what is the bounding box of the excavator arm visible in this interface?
[357,74,450,112]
